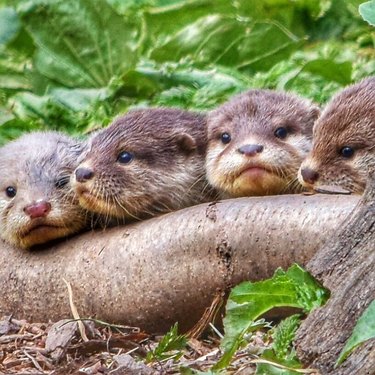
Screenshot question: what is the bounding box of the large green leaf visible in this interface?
[142,0,234,53]
[150,15,301,72]
[17,0,138,88]
[214,264,329,370]
[337,299,375,365]
[235,22,302,73]
[359,0,375,26]
[150,15,245,64]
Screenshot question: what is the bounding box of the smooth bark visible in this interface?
[1,195,358,333]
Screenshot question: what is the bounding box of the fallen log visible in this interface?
[1,194,359,333]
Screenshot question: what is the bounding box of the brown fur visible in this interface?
[71,108,215,222]
[298,77,375,194]
[0,132,87,249]
[206,89,320,197]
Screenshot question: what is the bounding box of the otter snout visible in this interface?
[24,200,51,219]
[75,167,94,183]
[300,167,319,185]
[238,144,264,156]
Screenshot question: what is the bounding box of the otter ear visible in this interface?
[310,105,321,121]
[306,105,321,133]
[175,133,197,154]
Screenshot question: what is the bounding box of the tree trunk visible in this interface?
[296,186,375,374]
[0,195,357,333]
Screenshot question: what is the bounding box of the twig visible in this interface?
[22,349,45,373]
[63,278,89,342]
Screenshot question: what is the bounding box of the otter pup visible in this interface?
[0,132,87,249]
[206,89,320,197]
[71,108,214,221]
[298,77,375,194]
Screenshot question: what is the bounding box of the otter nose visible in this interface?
[75,168,94,183]
[24,201,51,219]
[238,144,264,156]
[300,168,319,185]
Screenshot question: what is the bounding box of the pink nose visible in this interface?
[24,201,52,219]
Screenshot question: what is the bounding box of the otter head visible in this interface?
[206,89,320,197]
[71,108,208,221]
[298,77,375,195]
[0,132,87,249]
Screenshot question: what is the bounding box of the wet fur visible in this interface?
[0,132,87,249]
[299,77,375,194]
[72,108,215,222]
[206,89,320,197]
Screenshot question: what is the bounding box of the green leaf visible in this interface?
[0,117,41,145]
[301,59,352,85]
[142,0,234,53]
[150,14,301,72]
[234,21,302,73]
[337,299,375,365]
[359,1,375,26]
[146,323,187,363]
[284,265,330,310]
[50,87,109,111]
[17,0,138,88]
[215,264,328,370]
[150,14,245,64]
[0,7,21,46]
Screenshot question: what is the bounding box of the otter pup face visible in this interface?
[299,77,375,194]
[0,132,87,249]
[206,90,319,197]
[72,109,209,220]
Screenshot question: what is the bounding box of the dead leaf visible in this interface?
[45,319,78,362]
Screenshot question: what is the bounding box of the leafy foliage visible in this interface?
[336,299,375,365]
[214,264,329,370]
[146,323,187,363]
[0,0,374,144]
[272,315,301,361]
[255,315,302,375]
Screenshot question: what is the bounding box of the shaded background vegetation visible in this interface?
[0,0,374,144]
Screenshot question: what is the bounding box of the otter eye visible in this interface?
[5,186,16,198]
[221,132,231,144]
[55,176,70,189]
[340,146,354,158]
[274,127,288,139]
[117,151,134,164]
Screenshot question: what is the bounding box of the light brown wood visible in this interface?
[1,194,358,333]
